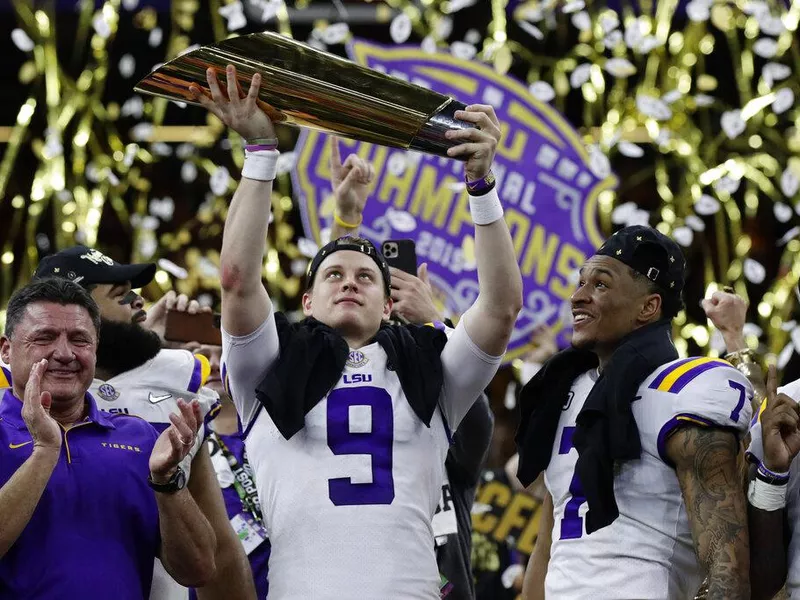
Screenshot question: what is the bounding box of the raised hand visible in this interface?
[21,360,62,452]
[524,324,559,365]
[445,104,502,182]
[188,65,276,141]
[701,289,747,350]
[390,264,441,325]
[329,136,374,224]
[149,398,201,482]
[761,365,800,472]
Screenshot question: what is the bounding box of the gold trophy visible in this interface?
[135,32,473,158]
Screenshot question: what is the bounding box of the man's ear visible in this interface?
[639,293,662,323]
[0,336,10,365]
[382,297,394,321]
[302,292,313,317]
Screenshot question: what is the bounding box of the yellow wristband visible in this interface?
[334,212,362,228]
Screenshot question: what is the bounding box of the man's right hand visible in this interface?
[189,65,276,141]
[21,360,62,452]
[330,136,374,226]
[701,290,748,351]
[390,264,441,325]
[761,365,800,472]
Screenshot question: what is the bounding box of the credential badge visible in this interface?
[346,350,369,368]
[97,383,119,402]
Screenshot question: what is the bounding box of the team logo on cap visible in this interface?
[97,383,119,402]
[346,350,369,368]
[80,249,114,266]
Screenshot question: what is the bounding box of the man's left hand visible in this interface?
[149,398,201,482]
[390,264,442,325]
[445,104,501,182]
[330,136,374,225]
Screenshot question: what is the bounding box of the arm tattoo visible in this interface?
[670,426,750,600]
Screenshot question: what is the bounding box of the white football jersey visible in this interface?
[222,314,501,600]
[90,349,220,600]
[747,378,800,598]
[545,357,753,600]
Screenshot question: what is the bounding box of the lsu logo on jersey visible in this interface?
[343,373,373,384]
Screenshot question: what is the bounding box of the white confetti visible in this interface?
[782,320,797,332]
[569,63,591,88]
[778,341,795,369]
[387,152,408,177]
[131,122,154,141]
[672,226,694,247]
[686,1,710,22]
[149,197,175,221]
[628,208,651,227]
[321,22,349,45]
[517,20,544,40]
[603,30,623,49]
[744,322,764,338]
[599,13,618,33]
[753,38,778,58]
[158,259,188,279]
[774,202,794,222]
[106,170,120,186]
[450,41,476,60]
[759,14,785,36]
[763,62,791,89]
[611,201,636,225]
[694,94,715,107]
[276,151,297,175]
[138,237,157,260]
[92,13,112,39]
[298,237,319,258]
[528,81,555,102]
[744,1,770,18]
[250,0,282,23]
[148,27,163,47]
[562,0,585,14]
[773,88,794,115]
[662,90,683,104]
[571,11,591,32]
[778,226,800,246]
[176,143,195,159]
[11,28,34,52]
[636,94,673,120]
[720,110,746,139]
[140,215,160,231]
[624,18,644,49]
[390,13,412,44]
[218,1,247,31]
[210,166,231,196]
[588,145,611,179]
[181,162,197,183]
[151,142,172,157]
[639,36,662,54]
[464,29,481,45]
[118,54,136,79]
[604,57,636,78]
[421,36,438,54]
[291,259,308,277]
[685,215,706,232]
[714,176,741,195]
[436,16,454,40]
[386,208,417,233]
[446,0,477,13]
[781,168,800,198]
[709,329,725,353]
[617,141,644,157]
[519,5,543,22]
[743,258,766,284]
[694,194,721,216]
[122,0,139,9]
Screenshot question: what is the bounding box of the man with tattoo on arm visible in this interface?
[516,227,752,599]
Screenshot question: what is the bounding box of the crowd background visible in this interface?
[1,0,800,596]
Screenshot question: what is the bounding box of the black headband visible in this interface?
[306,237,391,296]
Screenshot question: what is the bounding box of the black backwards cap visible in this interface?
[306,236,391,296]
[596,225,686,301]
[33,246,156,289]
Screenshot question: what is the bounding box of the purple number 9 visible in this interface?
[558,426,586,540]
[327,387,395,506]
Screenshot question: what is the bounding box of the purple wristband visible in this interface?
[466,170,497,196]
[245,143,278,152]
[757,463,790,484]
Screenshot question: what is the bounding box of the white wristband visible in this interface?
[469,188,504,225]
[748,478,787,511]
[242,149,279,181]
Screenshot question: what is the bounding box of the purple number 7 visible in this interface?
[327,387,395,506]
[558,426,586,540]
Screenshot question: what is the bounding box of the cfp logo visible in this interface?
[80,249,115,266]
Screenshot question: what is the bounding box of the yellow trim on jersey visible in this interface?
[657,357,720,392]
[193,354,212,387]
[676,415,711,427]
[0,368,11,389]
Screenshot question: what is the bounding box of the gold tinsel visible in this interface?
[3,0,800,369]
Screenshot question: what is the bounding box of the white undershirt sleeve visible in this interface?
[439,320,503,431]
[221,311,280,429]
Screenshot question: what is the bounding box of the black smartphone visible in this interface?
[164,309,222,346]
[381,239,418,276]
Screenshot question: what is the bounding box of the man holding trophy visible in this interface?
[188,64,521,598]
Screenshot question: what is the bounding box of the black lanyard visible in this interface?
[210,431,263,524]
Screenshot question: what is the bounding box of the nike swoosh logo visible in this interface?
[9,441,33,449]
[148,393,173,404]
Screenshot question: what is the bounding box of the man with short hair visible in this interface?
[517,226,752,599]
[30,246,255,600]
[0,277,216,598]
[190,65,522,598]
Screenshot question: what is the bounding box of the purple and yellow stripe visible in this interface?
[0,366,12,388]
[189,354,212,393]
[649,357,731,394]
[657,413,717,463]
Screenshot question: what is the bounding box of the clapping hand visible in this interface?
[149,398,201,483]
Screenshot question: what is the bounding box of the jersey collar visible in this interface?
[0,388,116,430]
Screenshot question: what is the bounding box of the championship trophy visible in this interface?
[135,32,474,158]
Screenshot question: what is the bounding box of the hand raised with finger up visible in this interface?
[761,365,800,473]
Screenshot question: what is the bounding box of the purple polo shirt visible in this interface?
[0,389,161,599]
